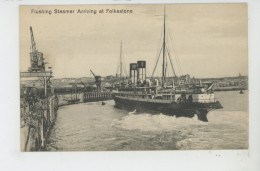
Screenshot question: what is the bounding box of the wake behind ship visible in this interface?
[112,8,223,122]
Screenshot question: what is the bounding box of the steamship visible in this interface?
[112,9,223,122]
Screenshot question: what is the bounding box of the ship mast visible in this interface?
[162,7,166,87]
[120,40,123,79]
[151,7,181,84]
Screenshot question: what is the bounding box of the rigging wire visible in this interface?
[146,69,150,79]
[165,51,168,78]
[151,45,163,78]
[120,41,123,78]
[122,51,128,77]
[115,42,128,78]
[167,30,179,76]
[168,30,181,76]
[166,44,177,77]
[151,23,164,78]
[115,64,120,76]
[166,38,179,76]
[167,26,183,76]
[115,48,121,77]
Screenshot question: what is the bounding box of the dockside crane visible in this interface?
[28,26,45,72]
[90,69,102,92]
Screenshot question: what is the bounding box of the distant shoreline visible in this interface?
[214,87,247,91]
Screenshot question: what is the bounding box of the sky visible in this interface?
[20,4,248,78]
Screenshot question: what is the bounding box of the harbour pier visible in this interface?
[20,72,112,151]
[20,71,59,151]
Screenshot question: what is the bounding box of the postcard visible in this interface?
[20,4,248,151]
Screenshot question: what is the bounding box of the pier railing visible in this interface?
[83,92,112,102]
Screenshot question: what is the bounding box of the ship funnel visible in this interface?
[137,61,146,81]
[130,63,138,85]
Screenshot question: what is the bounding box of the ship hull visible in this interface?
[113,95,223,122]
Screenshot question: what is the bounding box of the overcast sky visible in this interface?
[20,4,248,78]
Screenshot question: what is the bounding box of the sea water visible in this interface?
[47,91,248,151]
